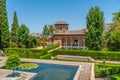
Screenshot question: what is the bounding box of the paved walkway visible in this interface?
[95,60,120,64]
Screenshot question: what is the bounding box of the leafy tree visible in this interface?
[40,38,47,48]
[112,12,120,29]
[40,25,50,48]
[28,35,40,48]
[48,25,55,45]
[17,24,29,48]
[107,11,120,51]
[85,6,104,50]
[6,54,21,74]
[42,25,49,39]
[11,11,19,46]
[17,24,40,48]
[0,0,9,50]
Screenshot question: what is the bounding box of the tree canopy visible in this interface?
[0,0,9,49]
[107,11,120,51]
[85,6,104,50]
[11,11,19,46]
[6,54,21,74]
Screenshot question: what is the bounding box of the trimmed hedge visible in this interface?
[40,54,52,59]
[111,74,120,80]
[95,63,120,78]
[43,45,58,51]
[4,48,42,58]
[3,45,58,59]
[50,50,120,61]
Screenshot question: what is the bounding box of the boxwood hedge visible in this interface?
[50,50,120,61]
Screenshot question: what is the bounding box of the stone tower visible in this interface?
[54,21,69,33]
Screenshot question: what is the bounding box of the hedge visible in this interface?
[111,74,120,80]
[50,50,120,61]
[4,48,48,59]
[43,45,58,51]
[95,63,120,78]
[40,54,52,59]
[3,48,42,59]
[3,45,58,59]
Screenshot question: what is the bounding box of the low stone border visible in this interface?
[0,69,36,80]
[56,55,95,62]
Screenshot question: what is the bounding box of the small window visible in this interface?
[62,27,66,30]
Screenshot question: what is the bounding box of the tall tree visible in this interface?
[11,11,19,45]
[107,11,120,51]
[17,24,29,48]
[85,6,104,50]
[42,25,49,39]
[0,0,9,49]
[112,12,120,30]
[48,25,55,45]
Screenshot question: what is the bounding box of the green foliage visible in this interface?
[28,35,40,48]
[4,48,39,58]
[86,6,104,50]
[43,45,58,51]
[17,24,40,48]
[108,31,120,51]
[107,11,120,51]
[11,11,19,44]
[95,63,120,78]
[48,25,56,45]
[0,50,5,56]
[19,63,38,70]
[4,45,58,59]
[9,42,17,48]
[42,25,50,39]
[111,74,120,80]
[51,49,120,61]
[0,0,9,49]
[17,24,29,48]
[40,54,52,59]
[5,54,21,70]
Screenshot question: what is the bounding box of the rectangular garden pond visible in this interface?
[18,63,79,80]
[0,57,94,80]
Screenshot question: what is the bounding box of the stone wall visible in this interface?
[56,55,95,62]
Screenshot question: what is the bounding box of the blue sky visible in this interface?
[7,0,120,33]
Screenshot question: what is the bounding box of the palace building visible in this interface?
[53,21,87,50]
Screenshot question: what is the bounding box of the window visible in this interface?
[62,27,66,30]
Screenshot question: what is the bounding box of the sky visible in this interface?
[6,0,120,33]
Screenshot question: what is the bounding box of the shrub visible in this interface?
[9,42,17,48]
[4,48,42,59]
[51,50,120,61]
[111,76,118,80]
[95,63,120,78]
[6,54,21,74]
[40,54,52,59]
[43,45,58,51]
[111,74,120,80]
[0,50,5,56]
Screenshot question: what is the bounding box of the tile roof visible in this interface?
[54,29,86,35]
[54,21,68,25]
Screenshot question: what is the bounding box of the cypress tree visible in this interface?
[11,11,19,44]
[85,6,104,50]
[0,0,9,49]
